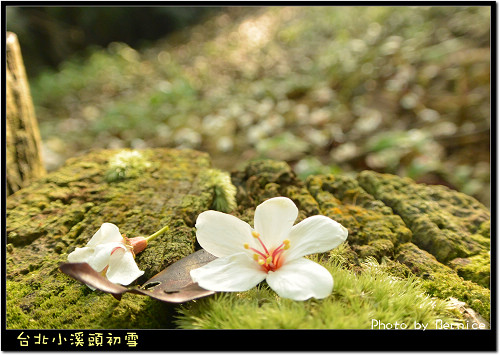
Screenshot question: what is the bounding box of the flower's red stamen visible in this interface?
[111,246,122,255]
[272,240,290,258]
[245,233,290,273]
[252,231,270,256]
[271,245,284,259]
[257,239,270,256]
[248,247,267,260]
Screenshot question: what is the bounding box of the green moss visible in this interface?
[6,148,221,329]
[478,220,490,238]
[6,281,33,329]
[306,174,411,257]
[395,243,490,320]
[449,252,490,289]
[7,276,175,329]
[178,192,213,227]
[468,232,490,248]
[7,240,184,329]
[175,256,456,329]
[420,272,490,322]
[395,242,452,275]
[358,170,490,263]
[231,159,299,206]
[377,258,414,280]
[198,169,237,213]
[282,185,321,217]
[355,239,394,261]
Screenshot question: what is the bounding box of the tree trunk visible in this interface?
[6,31,45,195]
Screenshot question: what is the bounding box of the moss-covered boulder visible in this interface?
[6,148,227,328]
[6,151,490,329]
[448,251,490,289]
[358,171,490,264]
[306,174,412,261]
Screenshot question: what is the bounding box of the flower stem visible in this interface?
[145,225,169,242]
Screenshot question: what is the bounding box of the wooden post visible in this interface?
[6,31,45,195]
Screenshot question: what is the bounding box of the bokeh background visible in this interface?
[6,6,491,206]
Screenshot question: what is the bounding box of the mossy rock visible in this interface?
[6,153,490,328]
[306,173,412,260]
[6,148,227,328]
[449,251,490,289]
[357,171,490,263]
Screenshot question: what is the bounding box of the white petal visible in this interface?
[87,223,124,247]
[285,215,348,261]
[88,242,125,272]
[67,247,95,263]
[195,210,254,257]
[266,258,333,300]
[106,249,145,285]
[254,197,298,247]
[190,252,267,292]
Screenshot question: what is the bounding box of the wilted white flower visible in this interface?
[68,223,169,286]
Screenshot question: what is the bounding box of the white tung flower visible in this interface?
[190,197,349,301]
[67,223,146,286]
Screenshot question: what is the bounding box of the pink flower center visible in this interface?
[244,231,290,273]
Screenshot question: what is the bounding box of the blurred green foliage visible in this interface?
[27,6,490,206]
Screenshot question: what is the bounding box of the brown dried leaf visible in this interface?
[59,249,217,303]
[135,249,217,303]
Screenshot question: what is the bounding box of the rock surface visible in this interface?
[6,148,490,328]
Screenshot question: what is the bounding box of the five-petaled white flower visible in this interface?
[67,223,147,286]
[190,197,348,300]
